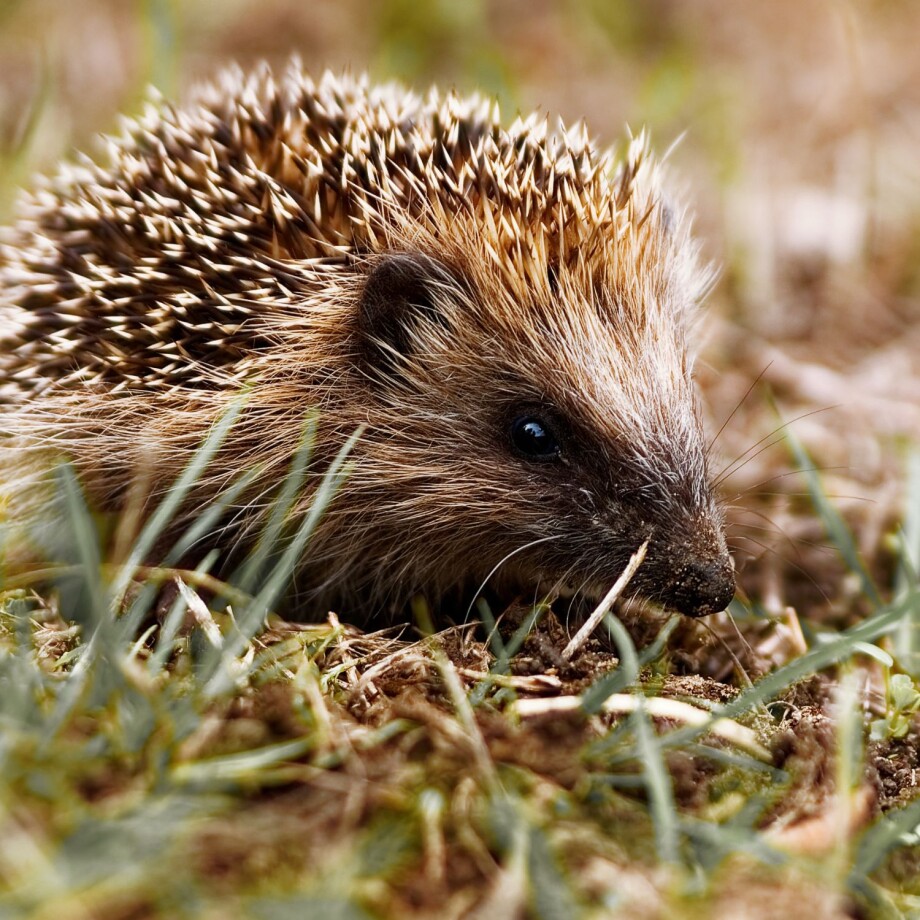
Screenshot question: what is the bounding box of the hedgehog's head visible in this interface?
[348,174,734,617]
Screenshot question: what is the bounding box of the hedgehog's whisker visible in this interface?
[556,560,597,639]
[728,524,835,561]
[700,616,757,692]
[464,534,561,622]
[725,507,835,559]
[729,535,833,607]
[706,361,772,456]
[732,489,873,505]
[722,467,855,502]
[712,405,837,488]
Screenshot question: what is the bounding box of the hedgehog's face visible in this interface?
[355,250,734,617]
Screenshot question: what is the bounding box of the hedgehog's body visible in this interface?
[0,64,734,618]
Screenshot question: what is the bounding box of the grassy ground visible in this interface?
[2,2,920,917]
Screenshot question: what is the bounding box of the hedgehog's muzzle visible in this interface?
[658,551,736,618]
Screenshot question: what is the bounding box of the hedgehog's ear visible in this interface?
[357,253,451,365]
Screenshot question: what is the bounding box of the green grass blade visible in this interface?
[526,823,585,920]
[232,413,317,597]
[55,463,106,629]
[721,595,914,720]
[112,463,263,640]
[787,428,880,605]
[681,742,787,780]
[680,817,785,870]
[894,449,920,676]
[653,596,915,753]
[240,430,358,620]
[632,701,680,864]
[109,395,246,604]
[637,614,681,666]
[476,595,504,660]
[162,464,263,568]
[470,600,547,706]
[41,631,99,743]
[581,613,640,711]
[202,428,361,697]
[581,614,678,713]
[171,737,313,787]
[851,796,920,879]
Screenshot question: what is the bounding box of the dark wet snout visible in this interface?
[664,554,736,618]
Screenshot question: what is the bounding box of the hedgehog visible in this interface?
[0,62,735,620]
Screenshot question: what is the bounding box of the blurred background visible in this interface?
[1,0,918,622]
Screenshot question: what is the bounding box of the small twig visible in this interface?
[561,540,649,662]
[783,605,808,656]
[175,577,222,648]
[436,655,498,783]
[456,667,563,692]
[512,694,772,762]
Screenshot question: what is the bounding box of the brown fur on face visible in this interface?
[0,63,733,619]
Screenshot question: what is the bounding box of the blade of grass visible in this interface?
[722,595,915,720]
[232,413,317,597]
[475,595,504,661]
[55,463,105,629]
[470,599,547,706]
[851,796,920,879]
[236,428,359,626]
[202,428,362,697]
[632,700,680,864]
[894,449,920,676]
[830,671,865,881]
[787,428,880,605]
[580,613,640,711]
[526,823,584,920]
[681,817,786,870]
[171,737,313,787]
[581,614,679,712]
[655,594,917,752]
[119,464,262,641]
[109,395,246,605]
[40,630,100,743]
[162,464,263,568]
[681,742,787,780]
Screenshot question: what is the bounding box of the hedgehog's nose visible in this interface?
[665,555,736,618]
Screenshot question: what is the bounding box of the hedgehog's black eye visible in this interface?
[510,416,561,460]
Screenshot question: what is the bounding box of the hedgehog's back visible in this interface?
[0,65,642,401]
